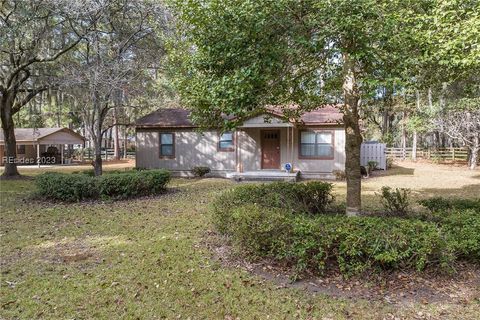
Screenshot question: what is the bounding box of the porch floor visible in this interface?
[226,170,300,182]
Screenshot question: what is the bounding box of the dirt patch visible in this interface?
[205,232,480,305]
[32,238,100,265]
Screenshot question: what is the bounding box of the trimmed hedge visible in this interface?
[419,197,480,213]
[35,172,98,202]
[35,169,170,201]
[98,170,171,200]
[440,210,480,260]
[224,205,456,276]
[191,166,211,177]
[212,181,334,233]
[213,184,480,276]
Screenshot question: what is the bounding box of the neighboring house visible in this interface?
[135,107,345,180]
[0,128,85,166]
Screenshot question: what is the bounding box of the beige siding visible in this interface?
[292,128,345,178]
[136,126,345,178]
[238,127,345,176]
[136,130,236,174]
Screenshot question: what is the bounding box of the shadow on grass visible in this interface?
[373,165,415,177]
[357,183,480,212]
[416,184,480,199]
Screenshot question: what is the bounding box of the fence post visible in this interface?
[452,148,455,161]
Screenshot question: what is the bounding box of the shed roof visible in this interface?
[136,106,343,129]
[0,128,85,144]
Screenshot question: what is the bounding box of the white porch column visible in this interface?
[37,143,40,168]
[235,130,242,172]
[60,144,64,165]
[291,127,295,169]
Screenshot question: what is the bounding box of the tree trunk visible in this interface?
[469,136,479,170]
[401,111,407,160]
[93,135,103,176]
[427,87,439,148]
[91,94,104,176]
[113,110,120,160]
[381,86,392,141]
[342,53,362,216]
[0,96,20,178]
[123,125,128,159]
[412,131,417,162]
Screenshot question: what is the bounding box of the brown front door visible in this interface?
[261,130,280,169]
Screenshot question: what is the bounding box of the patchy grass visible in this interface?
[1,162,479,319]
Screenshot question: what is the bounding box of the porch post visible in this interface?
[60,144,64,165]
[236,130,242,172]
[286,127,289,168]
[37,143,40,168]
[291,126,295,169]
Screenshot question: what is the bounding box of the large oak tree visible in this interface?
[170,0,424,215]
[0,0,93,178]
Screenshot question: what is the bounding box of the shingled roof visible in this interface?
[136,106,343,129]
[0,128,84,143]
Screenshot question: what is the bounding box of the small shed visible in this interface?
[360,141,387,170]
[0,128,85,166]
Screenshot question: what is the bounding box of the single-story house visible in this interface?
[0,128,85,166]
[135,107,345,180]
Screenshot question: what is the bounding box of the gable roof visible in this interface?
[0,128,85,143]
[136,106,343,129]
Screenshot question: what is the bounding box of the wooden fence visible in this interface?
[386,147,471,162]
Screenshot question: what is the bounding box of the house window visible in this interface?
[159,133,174,158]
[17,144,25,154]
[218,132,234,151]
[299,130,334,158]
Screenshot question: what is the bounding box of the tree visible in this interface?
[0,0,89,178]
[61,0,169,175]
[434,102,480,169]
[170,0,424,215]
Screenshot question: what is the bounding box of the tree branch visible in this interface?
[12,87,48,114]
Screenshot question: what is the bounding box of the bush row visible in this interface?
[35,169,170,201]
[419,197,480,213]
[212,181,334,234]
[219,204,479,276]
[212,182,479,276]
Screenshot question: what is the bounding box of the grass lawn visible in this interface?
[1,161,479,319]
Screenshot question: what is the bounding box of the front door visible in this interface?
[261,130,280,169]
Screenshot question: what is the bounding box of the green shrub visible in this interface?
[367,161,378,171]
[228,204,293,256]
[98,169,170,200]
[71,169,135,176]
[386,158,394,169]
[35,172,98,201]
[334,217,450,274]
[419,197,480,213]
[212,181,334,232]
[219,204,455,276]
[36,169,170,201]
[71,169,95,176]
[378,186,411,216]
[191,166,211,177]
[333,170,346,181]
[440,210,480,260]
